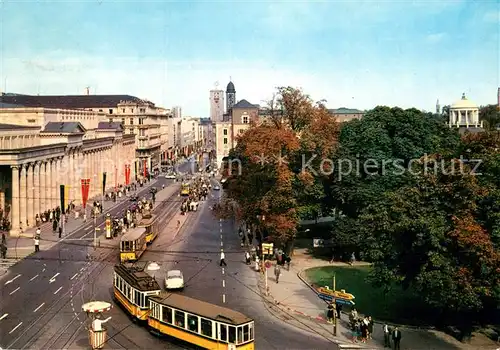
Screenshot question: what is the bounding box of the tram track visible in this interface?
[6,187,186,350]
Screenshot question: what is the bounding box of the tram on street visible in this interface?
[112,264,255,349]
[180,183,190,196]
[138,213,160,244]
[113,264,162,321]
[119,227,147,263]
[149,293,255,349]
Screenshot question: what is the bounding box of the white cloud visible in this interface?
[483,10,499,22]
[426,32,446,43]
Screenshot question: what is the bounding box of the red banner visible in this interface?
[125,164,131,185]
[143,159,147,177]
[81,178,90,209]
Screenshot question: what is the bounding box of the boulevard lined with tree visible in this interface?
[218,87,500,339]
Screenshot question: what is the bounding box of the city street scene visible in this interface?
[0,1,499,350]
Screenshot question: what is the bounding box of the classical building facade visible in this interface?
[448,93,482,129]
[328,108,365,122]
[0,93,170,176]
[0,116,135,237]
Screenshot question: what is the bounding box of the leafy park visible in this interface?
[217,86,500,341]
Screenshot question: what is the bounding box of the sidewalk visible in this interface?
[260,249,496,350]
[3,178,162,260]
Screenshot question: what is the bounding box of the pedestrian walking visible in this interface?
[34,233,40,252]
[0,243,7,259]
[219,249,227,267]
[1,232,6,245]
[327,302,334,323]
[274,264,281,283]
[392,327,402,350]
[383,323,391,348]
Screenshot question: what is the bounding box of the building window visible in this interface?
[223,138,228,145]
[243,116,249,124]
[122,108,125,113]
[121,118,125,125]
[109,109,113,114]
[140,108,145,113]
[139,118,144,125]
[108,118,113,123]
[99,109,103,112]
[130,118,133,125]
[139,129,145,136]
[239,129,244,134]
[223,129,228,135]
[130,108,134,113]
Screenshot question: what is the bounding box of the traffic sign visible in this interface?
[265,261,271,269]
[262,243,273,255]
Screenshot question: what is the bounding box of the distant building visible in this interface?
[328,108,365,122]
[209,89,224,122]
[448,93,483,132]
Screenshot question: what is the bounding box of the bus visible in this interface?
[148,292,255,349]
[120,227,147,263]
[138,214,160,244]
[180,183,190,196]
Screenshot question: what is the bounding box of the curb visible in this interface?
[269,293,329,324]
[298,267,436,331]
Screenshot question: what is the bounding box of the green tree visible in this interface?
[479,104,500,131]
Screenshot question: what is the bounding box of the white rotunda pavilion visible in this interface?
[448,93,483,128]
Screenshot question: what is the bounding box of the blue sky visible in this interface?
[0,0,498,117]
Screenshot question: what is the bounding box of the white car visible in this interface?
[213,185,220,191]
[165,174,176,179]
[165,270,184,290]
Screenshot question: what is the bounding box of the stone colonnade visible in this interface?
[9,142,136,236]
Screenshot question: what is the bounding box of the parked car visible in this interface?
[165,270,184,290]
[213,185,220,191]
[165,173,176,179]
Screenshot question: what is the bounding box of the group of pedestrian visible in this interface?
[346,308,402,349]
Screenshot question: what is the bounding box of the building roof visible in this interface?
[0,94,149,109]
[233,99,258,109]
[0,123,40,130]
[41,122,86,134]
[97,121,124,130]
[226,81,236,93]
[328,108,364,115]
[0,102,24,108]
[451,93,478,109]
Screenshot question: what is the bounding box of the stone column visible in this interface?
[27,163,34,227]
[52,159,58,209]
[46,160,52,210]
[19,164,27,230]
[39,162,46,211]
[68,151,74,203]
[90,152,95,198]
[33,162,40,219]
[10,165,20,236]
[56,158,63,209]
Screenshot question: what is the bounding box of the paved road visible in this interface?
[0,159,198,349]
[141,183,334,349]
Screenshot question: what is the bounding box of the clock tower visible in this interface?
[226,80,236,113]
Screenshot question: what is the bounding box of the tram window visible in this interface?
[134,290,140,305]
[219,324,227,341]
[243,324,249,342]
[174,310,185,328]
[228,326,236,344]
[187,314,198,332]
[200,318,212,337]
[249,323,254,340]
[237,326,243,344]
[162,306,172,323]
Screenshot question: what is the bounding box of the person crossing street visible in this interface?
[219,249,227,266]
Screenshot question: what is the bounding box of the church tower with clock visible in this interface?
[209,82,224,122]
[226,80,236,113]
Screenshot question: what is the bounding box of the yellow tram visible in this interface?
[149,293,255,349]
[180,183,190,196]
[119,227,147,263]
[138,214,160,244]
[113,264,162,321]
[113,264,255,349]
